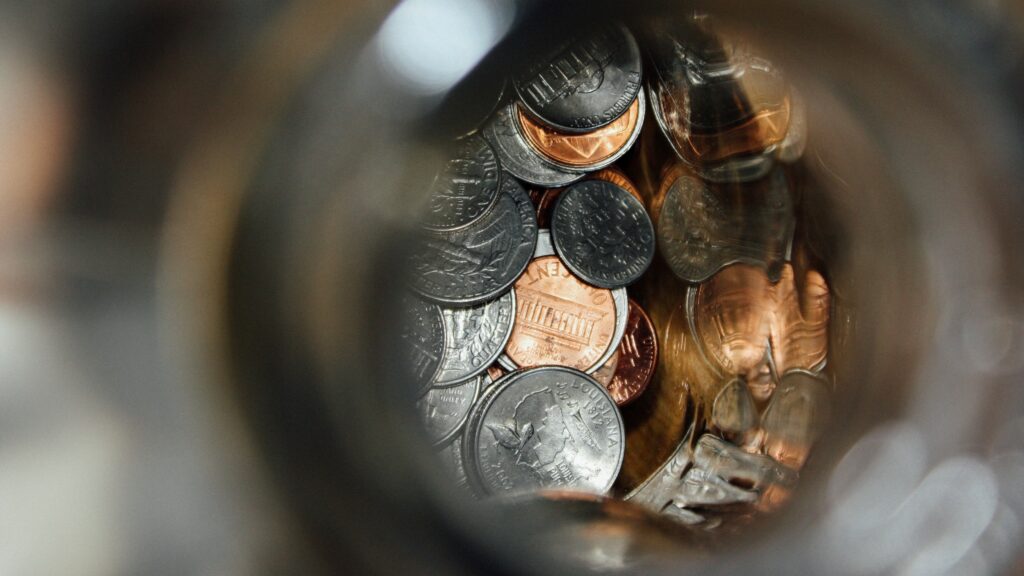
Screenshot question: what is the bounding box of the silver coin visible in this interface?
[417,374,482,447]
[410,175,538,305]
[656,167,794,283]
[482,103,584,187]
[514,23,642,133]
[551,180,655,288]
[436,438,471,491]
[422,135,502,232]
[398,295,446,397]
[463,367,625,496]
[433,290,516,386]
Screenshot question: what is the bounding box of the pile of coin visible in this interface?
[399,15,836,528]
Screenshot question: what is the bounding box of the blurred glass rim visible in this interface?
[156,0,1024,573]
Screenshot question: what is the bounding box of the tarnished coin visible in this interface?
[483,103,584,187]
[436,437,471,492]
[516,90,645,172]
[410,175,538,305]
[418,374,483,446]
[551,179,655,289]
[606,300,657,406]
[398,295,446,397]
[433,290,516,386]
[514,23,642,133]
[656,166,793,283]
[422,135,502,231]
[464,366,625,496]
[502,256,617,372]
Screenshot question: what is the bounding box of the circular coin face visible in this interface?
[422,135,502,231]
[417,374,482,446]
[503,256,617,372]
[410,176,538,305]
[433,290,516,386]
[465,367,625,496]
[606,300,657,406]
[551,179,655,288]
[514,24,642,133]
[398,295,446,397]
[483,103,584,187]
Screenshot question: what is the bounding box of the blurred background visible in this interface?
[2,0,1024,574]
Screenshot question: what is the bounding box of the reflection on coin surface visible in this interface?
[434,290,516,386]
[514,23,642,133]
[689,264,773,377]
[464,367,625,495]
[399,295,446,397]
[483,104,584,187]
[504,257,617,372]
[551,179,655,289]
[606,300,657,406]
[656,166,793,283]
[422,135,501,231]
[410,176,538,305]
[517,91,644,171]
[418,374,483,446]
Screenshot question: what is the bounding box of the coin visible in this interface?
[516,90,645,171]
[606,300,657,406]
[422,135,502,231]
[433,290,516,386]
[502,256,617,372]
[535,168,643,229]
[409,175,538,305]
[398,295,446,397]
[514,23,642,133]
[551,179,655,289]
[770,265,830,374]
[418,374,483,446]
[482,103,584,187]
[463,366,625,496]
[590,351,619,387]
[436,438,471,491]
[656,166,793,283]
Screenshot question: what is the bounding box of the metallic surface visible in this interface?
[422,135,502,231]
[607,300,658,406]
[463,367,625,495]
[434,290,517,386]
[551,179,655,288]
[418,374,483,446]
[400,295,447,397]
[482,103,584,187]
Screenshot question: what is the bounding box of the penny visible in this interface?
[422,135,502,231]
[516,90,645,171]
[514,23,642,133]
[656,166,794,283]
[551,179,655,289]
[482,103,584,187]
[433,290,516,386]
[417,374,482,446]
[398,294,446,397]
[409,175,538,305]
[606,300,657,406]
[770,265,830,374]
[463,366,625,496]
[502,256,617,372]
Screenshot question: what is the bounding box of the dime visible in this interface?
[422,135,502,231]
[606,300,657,406]
[514,23,643,133]
[433,290,516,386]
[482,103,584,187]
[418,374,483,446]
[410,175,538,305]
[398,295,446,397]
[535,167,641,229]
[502,256,617,372]
[551,179,655,289]
[463,366,625,496]
[656,166,793,283]
[516,90,645,171]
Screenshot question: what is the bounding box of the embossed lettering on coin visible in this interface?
[399,295,446,397]
[551,179,655,289]
[423,135,502,231]
[504,257,616,372]
[433,291,516,386]
[418,374,482,446]
[606,300,657,405]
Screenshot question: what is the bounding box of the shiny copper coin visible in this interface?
[486,364,508,382]
[607,300,658,406]
[690,264,773,378]
[517,94,642,170]
[504,256,617,372]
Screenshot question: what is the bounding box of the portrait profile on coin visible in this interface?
[422,135,502,231]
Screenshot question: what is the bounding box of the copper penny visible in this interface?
[517,94,642,170]
[607,300,658,406]
[504,256,617,372]
[690,264,773,379]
